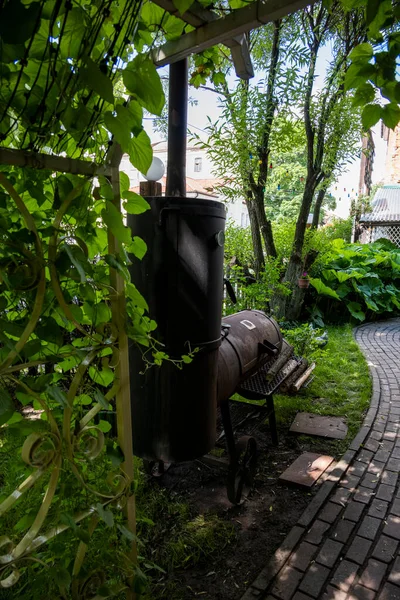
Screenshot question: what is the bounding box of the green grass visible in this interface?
[0,426,234,599]
[274,324,371,453]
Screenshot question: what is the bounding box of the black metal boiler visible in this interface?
[127,198,284,503]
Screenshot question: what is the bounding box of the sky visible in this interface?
[146,42,388,219]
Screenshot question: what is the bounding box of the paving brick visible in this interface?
[362,473,380,490]
[383,515,400,540]
[299,563,331,598]
[374,450,390,464]
[380,440,395,452]
[305,520,330,544]
[346,536,373,565]
[368,461,386,476]
[289,541,318,572]
[342,474,361,490]
[390,497,400,517]
[292,594,314,600]
[388,556,400,586]
[376,484,396,502]
[270,565,302,600]
[368,499,389,520]
[358,449,375,463]
[370,430,383,441]
[381,470,398,487]
[359,559,388,591]
[331,519,356,543]
[372,536,398,564]
[344,501,366,522]
[348,585,376,600]
[390,446,400,459]
[298,482,336,528]
[331,559,358,591]
[385,457,400,472]
[316,539,343,568]
[350,462,368,478]
[358,516,382,541]
[323,587,347,599]
[378,583,400,600]
[364,438,381,452]
[319,502,343,524]
[354,487,376,505]
[331,487,352,506]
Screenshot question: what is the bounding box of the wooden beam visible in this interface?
[151,0,254,78]
[0,147,113,177]
[152,0,316,67]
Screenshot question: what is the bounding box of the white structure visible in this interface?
[120,141,249,227]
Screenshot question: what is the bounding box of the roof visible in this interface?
[360,185,400,224]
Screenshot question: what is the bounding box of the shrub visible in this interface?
[307,238,400,322]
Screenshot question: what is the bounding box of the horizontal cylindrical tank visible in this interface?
[127,197,226,463]
[217,310,283,405]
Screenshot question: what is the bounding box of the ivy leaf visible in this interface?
[117,524,140,542]
[47,385,68,407]
[126,282,149,310]
[344,63,375,91]
[352,83,375,108]
[80,57,114,105]
[97,419,112,433]
[104,109,131,152]
[51,565,71,590]
[382,103,400,129]
[96,503,114,527]
[123,55,165,116]
[127,236,147,260]
[309,278,340,299]
[361,104,382,130]
[347,301,366,321]
[349,43,373,63]
[102,202,132,245]
[173,0,195,14]
[93,388,109,409]
[129,130,153,174]
[123,191,150,215]
[0,387,15,425]
[120,172,131,194]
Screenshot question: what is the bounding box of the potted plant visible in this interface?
[298,271,310,289]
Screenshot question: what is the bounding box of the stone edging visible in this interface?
[240,323,382,600]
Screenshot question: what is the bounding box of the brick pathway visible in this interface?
[241,319,400,600]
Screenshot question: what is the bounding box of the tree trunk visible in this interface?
[246,197,264,279]
[254,190,277,258]
[312,187,326,229]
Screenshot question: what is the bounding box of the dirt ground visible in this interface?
[146,417,332,600]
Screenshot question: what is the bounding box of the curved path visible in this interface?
[241,319,400,600]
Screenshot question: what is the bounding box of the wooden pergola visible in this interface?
[149,0,315,197]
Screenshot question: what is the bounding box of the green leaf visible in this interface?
[173,0,195,14]
[349,43,373,63]
[123,56,165,116]
[102,202,132,245]
[0,387,15,425]
[14,512,35,532]
[104,110,131,152]
[309,278,340,299]
[344,63,375,91]
[382,103,400,129]
[93,388,109,409]
[127,236,147,260]
[80,57,114,105]
[88,366,114,387]
[126,282,148,310]
[97,419,112,433]
[123,191,150,215]
[352,83,376,108]
[117,524,140,542]
[129,130,153,174]
[96,503,114,527]
[51,565,71,590]
[361,104,382,130]
[347,301,366,321]
[120,172,131,194]
[47,385,68,407]
[76,528,91,545]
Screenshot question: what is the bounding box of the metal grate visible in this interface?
[238,356,302,397]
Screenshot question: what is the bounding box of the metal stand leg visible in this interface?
[267,395,278,446]
[220,401,237,460]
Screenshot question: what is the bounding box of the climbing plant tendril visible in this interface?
[0,0,194,597]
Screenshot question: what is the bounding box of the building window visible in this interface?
[194,157,202,172]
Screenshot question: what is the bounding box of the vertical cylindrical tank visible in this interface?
[127,197,226,463]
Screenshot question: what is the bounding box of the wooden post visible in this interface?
[140,181,162,196]
[108,151,137,600]
[166,59,188,197]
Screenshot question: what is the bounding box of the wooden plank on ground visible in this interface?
[289,412,348,440]
[279,452,334,488]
